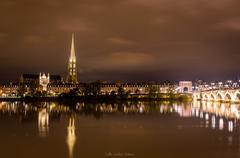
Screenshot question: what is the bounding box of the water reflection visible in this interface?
[0,101,240,158]
[192,101,240,132]
[67,117,76,158]
[0,100,239,135]
[38,108,49,137]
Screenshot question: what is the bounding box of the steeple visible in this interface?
[67,33,78,84]
[69,34,76,63]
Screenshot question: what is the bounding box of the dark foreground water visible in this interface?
[0,101,239,158]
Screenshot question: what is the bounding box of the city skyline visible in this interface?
[0,1,240,158]
[1,0,240,82]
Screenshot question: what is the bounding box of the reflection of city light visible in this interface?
[196,109,199,117]
[205,113,209,127]
[211,116,215,129]
[205,113,209,120]
[228,136,233,146]
[219,118,224,130]
[123,106,127,113]
[160,106,164,113]
[200,112,203,118]
[221,104,225,114]
[139,105,144,113]
[228,121,233,132]
[38,109,49,137]
[67,118,76,158]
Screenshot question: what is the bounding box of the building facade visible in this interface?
[178,81,193,93]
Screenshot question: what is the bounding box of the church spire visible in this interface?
[69,34,76,63]
[67,33,78,84]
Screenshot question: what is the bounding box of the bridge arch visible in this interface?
[197,94,201,99]
[203,93,209,100]
[183,87,189,92]
[224,93,232,102]
[210,93,215,101]
[234,91,240,102]
[199,90,240,103]
[216,93,224,101]
[193,93,200,100]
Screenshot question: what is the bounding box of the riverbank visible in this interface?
[0,94,192,103]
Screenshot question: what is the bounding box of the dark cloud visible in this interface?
[0,0,240,82]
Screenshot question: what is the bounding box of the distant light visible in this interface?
[211,116,215,129]
[228,121,233,132]
[200,112,203,118]
[219,118,224,130]
[227,80,232,83]
[205,113,209,120]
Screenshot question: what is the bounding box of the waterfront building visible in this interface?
[19,73,62,95]
[99,82,175,95]
[0,83,19,97]
[47,83,82,96]
[20,73,62,85]
[100,83,118,95]
[39,73,50,91]
[178,81,193,93]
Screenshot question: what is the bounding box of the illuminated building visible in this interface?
[178,81,193,93]
[99,83,174,95]
[39,73,50,91]
[18,73,62,94]
[67,34,78,84]
[20,73,62,85]
[0,83,18,97]
[47,83,81,96]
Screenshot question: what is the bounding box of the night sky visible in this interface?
[1,0,240,83]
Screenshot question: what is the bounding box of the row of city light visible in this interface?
[194,80,240,91]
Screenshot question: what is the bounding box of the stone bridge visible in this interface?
[193,89,240,103]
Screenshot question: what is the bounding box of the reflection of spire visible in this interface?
[38,109,49,137]
[67,117,76,158]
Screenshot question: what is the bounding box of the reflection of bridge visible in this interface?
[191,101,239,132]
[194,89,240,103]
[192,101,240,120]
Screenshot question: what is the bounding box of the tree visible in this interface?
[83,81,102,96]
[18,83,27,97]
[135,89,140,94]
[117,86,125,96]
[147,86,159,99]
[117,86,128,99]
[167,88,175,100]
[110,91,116,96]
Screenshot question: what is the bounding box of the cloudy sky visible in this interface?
[0,0,240,82]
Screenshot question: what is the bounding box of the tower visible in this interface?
[67,34,78,84]
[39,72,50,91]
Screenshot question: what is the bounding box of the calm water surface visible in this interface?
[0,101,239,158]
